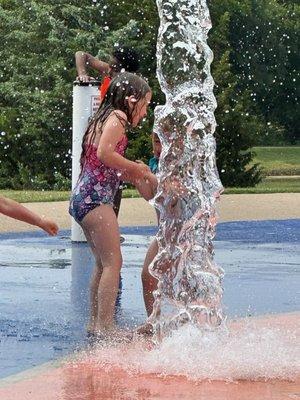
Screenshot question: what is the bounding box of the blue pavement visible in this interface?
[0,219,299,379]
[1,218,299,243]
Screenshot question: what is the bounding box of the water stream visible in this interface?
[149,0,224,341]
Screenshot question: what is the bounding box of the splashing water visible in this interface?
[76,315,300,382]
[149,0,224,340]
[65,2,300,385]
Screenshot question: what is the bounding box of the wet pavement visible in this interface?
[0,219,299,379]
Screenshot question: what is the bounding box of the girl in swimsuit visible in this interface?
[75,47,140,219]
[69,72,157,338]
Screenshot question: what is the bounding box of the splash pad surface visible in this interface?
[0,219,299,398]
[0,313,299,400]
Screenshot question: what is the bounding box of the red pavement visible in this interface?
[0,313,299,400]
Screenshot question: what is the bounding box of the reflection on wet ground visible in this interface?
[0,313,299,400]
[0,220,299,379]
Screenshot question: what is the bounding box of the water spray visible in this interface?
[149,0,224,341]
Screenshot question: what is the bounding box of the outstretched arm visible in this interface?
[75,51,110,82]
[0,196,58,236]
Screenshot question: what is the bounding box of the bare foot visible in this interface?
[86,320,97,335]
[136,323,154,336]
[91,326,133,344]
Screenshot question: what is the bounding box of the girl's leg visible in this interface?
[141,238,158,317]
[137,238,158,335]
[80,225,103,333]
[113,185,123,217]
[81,205,122,332]
[88,265,102,331]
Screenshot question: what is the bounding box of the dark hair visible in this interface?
[111,47,140,73]
[80,72,150,169]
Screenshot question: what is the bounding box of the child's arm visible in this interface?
[0,196,58,236]
[75,51,110,82]
[134,161,158,201]
[97,112,150,180]
[135,174,158,201]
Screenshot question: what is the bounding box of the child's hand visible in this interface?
[76,74,95,83]
[135,160,147,166]
[39,218,59,236]
[169,179,186,194]
[134,161,151,180]
[119,162,152,185]
[145,173,158,193]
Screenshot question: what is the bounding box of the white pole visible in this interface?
[71,81,101,242]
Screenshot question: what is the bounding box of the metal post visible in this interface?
[71,81,101,242]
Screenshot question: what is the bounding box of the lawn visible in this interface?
[0,189,142,202]
[252,146,300,176]
[225,177,300,194]
[1,176,299,204]
[1,147,299,203]
[0,190,70,203]
[124,178,300,195]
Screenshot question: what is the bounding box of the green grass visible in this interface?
[1,147,299,202]
[1,177,299,204]
[0,189,141,203]
[121,178,300,196]
[225,177,300,194]
[252,146,300,176]
[120,177,300,195]
[0,190,71,203]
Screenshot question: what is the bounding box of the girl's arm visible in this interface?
[0,196,58,236]
[97,113,150,180]
[135,172,158,201]
[75,51,110,82]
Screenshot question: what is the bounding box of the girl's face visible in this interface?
[152,133,162,158]
[129,91,152,127]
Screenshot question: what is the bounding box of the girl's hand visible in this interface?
[76,74,95,83]
[119,162,152,184]
[133,161,151,180]
[39,218,59,236]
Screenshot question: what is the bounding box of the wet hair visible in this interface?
[111,47,140,73]
[80,72,150,169]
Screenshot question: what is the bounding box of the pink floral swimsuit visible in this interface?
[69,135,128,223]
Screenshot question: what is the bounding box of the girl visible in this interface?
[76,46,140,220]
[69,72,157,338]
[148,131,162,174]
[141,132,162,317]
[139,131,186,335]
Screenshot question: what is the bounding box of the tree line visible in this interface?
[0,0,299,190]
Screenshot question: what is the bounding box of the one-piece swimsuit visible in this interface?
[69,135,128,223]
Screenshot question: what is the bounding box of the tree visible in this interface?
[0,0,107,188]
[0,0,297,189]
[209,5,263,186]
[0,0,160,188]
[228,0,300,143]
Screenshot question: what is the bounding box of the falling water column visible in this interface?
[149,0,224,340]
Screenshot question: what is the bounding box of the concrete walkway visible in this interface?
[0,193,299,233]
